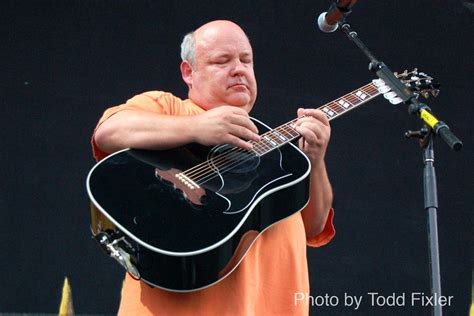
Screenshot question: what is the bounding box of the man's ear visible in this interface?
[180,60,193,88]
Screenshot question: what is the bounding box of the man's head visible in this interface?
[180,20,257,112]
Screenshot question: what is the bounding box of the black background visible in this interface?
[1,1,472,315]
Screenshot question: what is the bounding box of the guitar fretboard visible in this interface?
[251,81,381,156]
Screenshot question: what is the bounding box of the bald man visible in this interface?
[92,20,335,315]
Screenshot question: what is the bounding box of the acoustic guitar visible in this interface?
[86,69,438,292]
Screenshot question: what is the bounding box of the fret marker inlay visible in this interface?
[264,136,277,146]
[338,99,351,109]
[274,132,287,141]
[321,107,335,117]
[356,91,367,99]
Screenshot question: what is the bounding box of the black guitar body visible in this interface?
[87,118,311,291]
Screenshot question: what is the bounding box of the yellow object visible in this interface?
[470,269,474,316]
[59,276,74,315]
[420,109,439,129]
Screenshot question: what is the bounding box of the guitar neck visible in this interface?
[252,81,381,156]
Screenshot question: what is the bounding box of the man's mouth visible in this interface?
[229,82,248,89]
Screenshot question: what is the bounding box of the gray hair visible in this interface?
[180,31,196,68]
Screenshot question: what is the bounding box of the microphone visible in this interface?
[317,0,357,33]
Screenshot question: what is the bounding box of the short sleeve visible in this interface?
[306,208,335,247]
[91,92,171,161]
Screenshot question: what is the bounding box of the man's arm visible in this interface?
[295,108,333,237]
[300,159,333,237]
[94,105,261,154]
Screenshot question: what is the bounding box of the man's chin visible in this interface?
[227,95,254,109]
[230,101,254,112]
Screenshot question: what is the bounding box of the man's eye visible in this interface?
[214,59,228,64]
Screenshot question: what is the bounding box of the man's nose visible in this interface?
[230,60,247,76]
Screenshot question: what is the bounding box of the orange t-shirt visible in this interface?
[91,91,336,316]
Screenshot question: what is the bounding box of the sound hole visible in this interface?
[210,145,260,174]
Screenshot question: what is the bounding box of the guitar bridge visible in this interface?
[175,173,200,190]
[155,168,206,206]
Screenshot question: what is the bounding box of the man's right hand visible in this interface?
[193,106,260,150]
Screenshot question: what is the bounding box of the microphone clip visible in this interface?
[333,1,353,15]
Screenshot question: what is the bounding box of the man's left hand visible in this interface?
[294,108,331,165]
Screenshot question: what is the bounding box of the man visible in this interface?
[92,20,335,315]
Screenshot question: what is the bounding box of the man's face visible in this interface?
[186,23,257,112]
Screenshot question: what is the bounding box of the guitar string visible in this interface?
[184,119,301,183]
[198,79,423,185]
[194,153,261,186]
[183,69,418,183]
[192,73,432,185]
[172,71,432,190]
[193,123,304,185]
[184,132,302,188]
[183,83,380,185]
[187,83,381,185]
[182,117,302,180]
[181,83,381,186]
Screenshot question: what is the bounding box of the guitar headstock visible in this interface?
[373,68,440,104]
[396,68,440,98]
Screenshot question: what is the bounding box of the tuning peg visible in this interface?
[377,85,391,94]
[389,97,403,104]
[383,91,403,104]
[372,79,386,87]
[419,72,430,78]
[384,91,397,99]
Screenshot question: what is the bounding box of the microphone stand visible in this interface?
[336,22,463,316]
